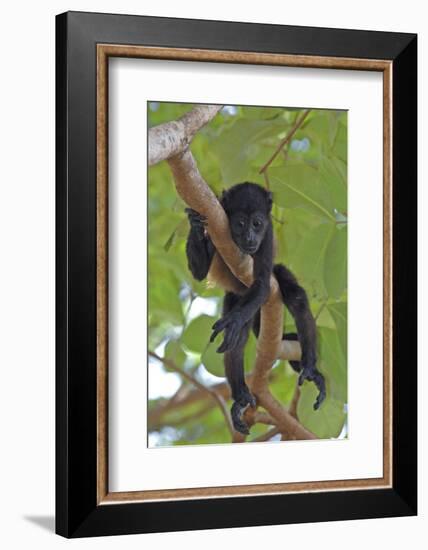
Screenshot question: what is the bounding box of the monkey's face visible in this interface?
[229,211,269,255]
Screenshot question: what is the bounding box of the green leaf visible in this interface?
[164,340,187,370]
[201,342,224,377]
[318,326,347,402]
[244,332,258,373]
[290,221,335,297]
[304,111,337,148]
[270,164,336,222]
[324,226,347,299]
[212,118,286,184]
[270,364,297,406]
[297,384,345,439]
[319,157,347,213]
[331,157,347,187]
[240,106,285,120]
[148,265,184,326]
[332,120,347,163]
[181,314,215,354]
[327,302,348,357]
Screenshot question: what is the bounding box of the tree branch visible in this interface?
[259,109,310,174]
[148,350,236,438]
[288,383,301,420]
[149,105,222,166]
[148,368,285,427]
[253,411,276,425]
[251,427,280,443]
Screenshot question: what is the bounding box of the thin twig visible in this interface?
[288,383,301,420]
[253,411,276,425]
[148,350,235,438]
[259,109,311,174]
[262,170,271,190]
[251,427,280,443]
[315,301,327,321]
[282,143,290,163]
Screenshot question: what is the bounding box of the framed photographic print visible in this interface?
[56,11,417,538]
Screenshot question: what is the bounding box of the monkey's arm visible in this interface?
[185,209,215,281]
[211,226,273,353]
[273,264,326,410]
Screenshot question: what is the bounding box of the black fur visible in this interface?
[185,182,325,434]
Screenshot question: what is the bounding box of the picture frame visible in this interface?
[56,10,417,538]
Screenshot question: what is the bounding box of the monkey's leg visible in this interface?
[252,310,301,372]
[273,264,326,410]
[223,292,255,435]
[185,208,214,281]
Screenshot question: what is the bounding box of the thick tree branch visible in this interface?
[149,104,314,442]
[148,105,222,166]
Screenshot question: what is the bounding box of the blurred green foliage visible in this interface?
[148,102,347,446]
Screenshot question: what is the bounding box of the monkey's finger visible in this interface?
[211,322,232,345]
[217,323,241,353]
[211,317,231,335]
[231,403,250,435]
[248,394,257,408]
[314,371,326,393]
[210,327,222,343]
[216,340,228,353]
[185,207,201,217]
[217,334,237,353]
[313,374,326,410]
[212,318,225,331]
[233,420,250,435]
[192,217,207,226]
[185,208,207,223]
[190,220,207,232]
[217,332,235,353]
[313,388,326,410]
[298,371,307,386]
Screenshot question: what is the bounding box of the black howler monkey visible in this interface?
[185,182,325,434]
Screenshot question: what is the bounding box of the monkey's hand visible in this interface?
[298,365,326,410]
[210,311,244,353]
[185,208,207,240]
[231,390,256,435]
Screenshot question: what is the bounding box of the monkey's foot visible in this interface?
[298,366,326,410]
[210,311,244,353]
[231,391,256,435]
[185,208,207,238]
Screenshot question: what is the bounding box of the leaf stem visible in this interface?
[259,109,311,174]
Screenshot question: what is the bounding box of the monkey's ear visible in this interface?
[266,191,273,212]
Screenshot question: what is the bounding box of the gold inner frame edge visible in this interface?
[96,44,393,505]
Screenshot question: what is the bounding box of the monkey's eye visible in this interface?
[253,219,261,229]
[238,220,245,228]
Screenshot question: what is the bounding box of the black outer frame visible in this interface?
[56,11,417,538]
